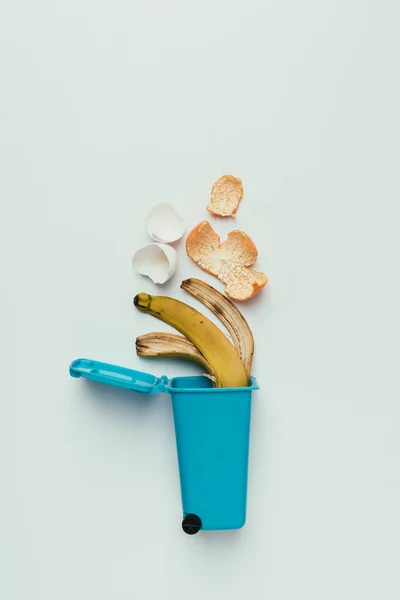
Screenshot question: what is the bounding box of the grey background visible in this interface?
[1,1,399,599]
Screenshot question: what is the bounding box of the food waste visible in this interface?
[134,278,254,388]
[207,175,243,217]
[186,221,267,301]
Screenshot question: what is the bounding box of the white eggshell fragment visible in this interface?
[132,243,177,284]
[146,203,185,243]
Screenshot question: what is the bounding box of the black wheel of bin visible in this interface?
[182,514,202,535]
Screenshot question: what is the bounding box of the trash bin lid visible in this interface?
[69,358,168,394]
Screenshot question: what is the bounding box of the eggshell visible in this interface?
[146,203,185,243]
[132,243,177,284]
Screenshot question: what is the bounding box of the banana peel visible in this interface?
[181,278,254,378]
[136,332,214,377]
[134,293,248,388]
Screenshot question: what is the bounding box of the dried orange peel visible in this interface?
[207,175,243,217]
[186,221,268,301]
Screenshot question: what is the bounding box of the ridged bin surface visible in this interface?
[169,376,256,531]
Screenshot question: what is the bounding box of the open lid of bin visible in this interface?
[69,359,169,394]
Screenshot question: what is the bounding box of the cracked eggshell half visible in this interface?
[132,243,178,284]
[146,203,185,243]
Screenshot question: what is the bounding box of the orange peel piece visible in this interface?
[186,221,268,301]
[207,175,243,217]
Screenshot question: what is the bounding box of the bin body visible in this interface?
[69,359,258,532]
[169,375,255,530]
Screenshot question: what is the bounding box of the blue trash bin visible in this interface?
[69,358,258,534]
